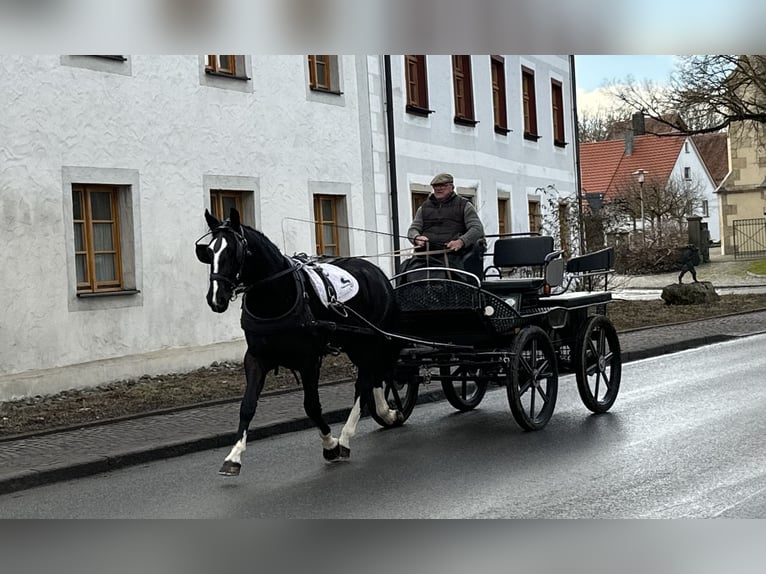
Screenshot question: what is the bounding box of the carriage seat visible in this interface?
[561,247,615,292]
[481,235,563,295]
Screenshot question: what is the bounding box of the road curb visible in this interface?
[0,388,447,496]
[621,334,736,363]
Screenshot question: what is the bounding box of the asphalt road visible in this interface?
[1,334,765,518]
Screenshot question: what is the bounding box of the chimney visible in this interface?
[632,112,645,136]
[624,128,634,156]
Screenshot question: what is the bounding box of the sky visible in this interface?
[574,55,678,114]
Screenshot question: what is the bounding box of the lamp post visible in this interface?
[633,169,647,245]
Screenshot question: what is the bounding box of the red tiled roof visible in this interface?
[691,133,729,187]
[580,134,685,201]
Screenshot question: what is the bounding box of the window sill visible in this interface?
[90,55,127,62]
[406,104,435,116]
[77,289,141,298]
[310,86,343,96]
[524,132,542,141]
[204,69,251,81]
[454,116,479,127]
[494,126,512,135]
[554,140,569,148]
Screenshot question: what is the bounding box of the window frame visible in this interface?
[452,55,477,126]
[498,197,510,235]
[205,55,250,80]
[522,66,540,141]
[72,184,124,294]
[528,199,542,233]
[307,55,343,96]
[314,195,342,256]
[491,56,510,135]
[551,79,566,147]
[405,55,433,116]
[210,190,245,223]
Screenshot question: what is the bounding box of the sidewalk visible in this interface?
[614,247,766,290]
[2,310,766,496]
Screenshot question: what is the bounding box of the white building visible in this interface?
[0,54,576,400]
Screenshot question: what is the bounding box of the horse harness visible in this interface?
[198,226,382,339]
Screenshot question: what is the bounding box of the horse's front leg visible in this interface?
[301,360,341,462]
[220,350,267,477]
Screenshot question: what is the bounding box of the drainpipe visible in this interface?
[383,55,402,273]
[569,55,586,255]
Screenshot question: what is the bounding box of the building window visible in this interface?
[412,191,429,216]
[205,55,249,79]
[684,167,692,180]
[308,55,331,90]
[72,185,123,293]
[452,55,477,126]
[528,199,542,233]
[210,190,247,223]
[405,55,432,115]
[307,55,342,95]
[685,141,691,153]
[314,195,345,256]
[702,199,709,216]
[491,56,510,135]
[498,198,509,235]
[551,79,566,146]
[522,66,539,140]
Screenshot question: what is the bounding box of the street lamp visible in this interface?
[633,169,647,245]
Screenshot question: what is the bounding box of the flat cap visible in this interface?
[430,173,454,186]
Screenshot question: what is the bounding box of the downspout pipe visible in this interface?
[569,54,586,255]
[384,55,402,273]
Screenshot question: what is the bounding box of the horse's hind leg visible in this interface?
[220,351,267,476]
[301,360,341,462]
[338,368,400,459]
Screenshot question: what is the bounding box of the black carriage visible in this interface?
[372,234,622,431]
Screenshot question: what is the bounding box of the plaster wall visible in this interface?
[0,55,371,399]
[669,139,720,241]
[385,55,576,252]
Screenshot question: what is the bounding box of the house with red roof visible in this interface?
[580,115,720,242]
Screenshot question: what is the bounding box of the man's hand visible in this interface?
[446,238,465,252]
[414,235,429,247]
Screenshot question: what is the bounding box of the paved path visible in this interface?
[2,309,766,495]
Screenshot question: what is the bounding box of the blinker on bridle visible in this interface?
[195,225,250,298]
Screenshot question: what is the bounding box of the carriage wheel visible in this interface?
[368,373,419,428]
[574,315,621,413]
[440,365,488,411]
[507,326,558,431]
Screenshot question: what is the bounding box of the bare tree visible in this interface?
[578,105,630,142]
[608,55,766,136]
[610,175,704,245]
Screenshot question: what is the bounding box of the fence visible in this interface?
[732,218,766,259]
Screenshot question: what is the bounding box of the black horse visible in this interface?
[196,208,404,476]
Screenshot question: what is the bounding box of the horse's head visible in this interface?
[196,208,248,313]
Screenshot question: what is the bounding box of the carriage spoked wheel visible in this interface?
[439,365,488,411]
[368,373,419,428]
[507,325,559,431]
[574,314,621,413]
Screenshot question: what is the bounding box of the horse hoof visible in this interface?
[323,444,340,461]
[219,461,242,476]
[339,445,351,459]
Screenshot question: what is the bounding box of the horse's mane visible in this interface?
[238,224,290,283]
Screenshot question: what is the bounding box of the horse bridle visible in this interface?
[195,226,300,300]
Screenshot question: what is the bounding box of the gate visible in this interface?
[732,218,766,259]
